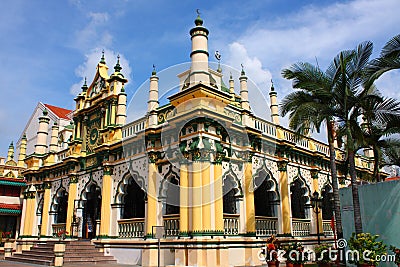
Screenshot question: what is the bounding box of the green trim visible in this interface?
[0,180,26,186]
[190,50,209,57]
[0,208,21,215]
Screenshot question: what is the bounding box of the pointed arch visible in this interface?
[222,167,243,214]
[115,171,146,219]
[290,172,311,219]
[50,183,69,224]
[159,165,180,215]
[253,164,280,217]
[321,182,334,220]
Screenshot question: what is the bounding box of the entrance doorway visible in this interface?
[82,184,101,239]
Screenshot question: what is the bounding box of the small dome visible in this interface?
[195,14,203,26]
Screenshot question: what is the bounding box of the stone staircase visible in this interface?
[5,240,117,266]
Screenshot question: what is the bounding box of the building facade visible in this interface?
[0,142,26,243]
[18,15,375,266]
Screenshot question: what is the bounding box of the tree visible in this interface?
[365,34,400,86]
[281,62,344,241]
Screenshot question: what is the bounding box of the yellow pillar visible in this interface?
[179,162,189,236]
[202,161,211,232]
[40,182,52,237]
[66,176,78,237]
[244,160,255,235]
[100,166,113,236]
[214,163,224,233]
[146,162,158,237]
[311,170,323,235]
[192,161,202,233]
[23,191,36,236]
[278,160,291,235]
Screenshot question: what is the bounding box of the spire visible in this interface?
[269,79,280,125]
[229,72,235,96]
[100,50,106,64]
[18,134,27,167]
[152,64,157,76]
[195,9,203,26]
[81,77,88,92]
[188,10,210,88]
[240,64,246,76]
[270,79,275,92]
[7,141,14,161]
[239,64,250,111]
[114,55,122,72]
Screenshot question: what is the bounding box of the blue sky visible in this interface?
[0,0,399,156]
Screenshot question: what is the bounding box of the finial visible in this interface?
[229,72,233,80]
[271,79,275,92]
[22,133,27,140]
[81,77,88,92]
[195,9,203,26]
[215,51,222,73]
[152,64,157,75]
[9,141,13,147]
[114,54,122,72]
[241,64,245,76]
[100,50,106,64]
[43,108,48,116]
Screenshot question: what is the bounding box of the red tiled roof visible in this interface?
[386,177,400,181]
[0,203,21,210]
[44,104,72,120]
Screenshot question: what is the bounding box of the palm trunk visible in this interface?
[348,148,363,234]
[327,122,344,240]
[372,145,381,182]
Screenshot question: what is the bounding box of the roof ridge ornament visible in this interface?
[114,54,122,72]
[100,50,106,64]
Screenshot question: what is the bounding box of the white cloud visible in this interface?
[70,48,132,96]
[221,0,400,142]
[72,12,112,51]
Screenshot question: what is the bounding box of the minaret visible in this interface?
[113,56,128,126]
[35,109,50,155]
[269,81,280,125]
[148,66,159,127]
[189,12,210,87]
[229,73,235,100]
[49,123,59,152]
[18,134,27,167]
[7,142,14,162]
[239,65,250,111]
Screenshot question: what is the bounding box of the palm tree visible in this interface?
[281,62,344,241]
[357,92,400,181]
[365,34,400,87]
[330,41,376,234]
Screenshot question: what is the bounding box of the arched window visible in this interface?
[123,177,145,219]
[223,175,239,214]
[165,175,180,215]
[55,190,68,224]
[290,178,309,219]
[321,184,334,220]
[254,177,278,217]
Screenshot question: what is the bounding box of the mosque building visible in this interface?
[12,14,375,266]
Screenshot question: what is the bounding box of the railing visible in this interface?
[163,214,180,237]
[322,220,334,236]
[52,223,66,236]
[56,149,68,162]
[255,216,278,236]
[254,118,277,138]
[123,118,146,139]
[118,218,145,238]
[223,214,239,235]
[292,218,311,237]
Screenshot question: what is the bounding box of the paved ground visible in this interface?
[0,261,139,267]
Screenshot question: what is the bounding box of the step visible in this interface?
[64,259,117,265]
[19,252,55,260]
[5,256,53,266]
